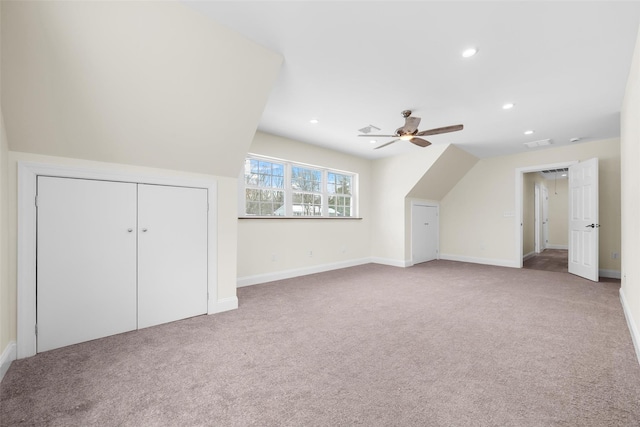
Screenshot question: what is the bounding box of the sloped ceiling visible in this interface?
[407,145,479,201]
[1,1,282,177]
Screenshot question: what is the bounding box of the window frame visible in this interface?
[239,154,358,218]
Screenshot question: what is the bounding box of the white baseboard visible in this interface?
[1,341,16,383]
[546,244,568,250]
[370,257,411,268]
[237,258,372,287]
[439,253,519,268]
[208,296,238,314]
[620,289,640,366]
[523,251,536,261]
[600,269,622,279]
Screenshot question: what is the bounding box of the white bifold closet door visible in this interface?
[37,177,208,353]
[37,177,138,352]
[137,184,208,329]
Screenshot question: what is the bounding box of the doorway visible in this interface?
[517,159,600,281]
[527,175,569,273]
[515,161,576,270]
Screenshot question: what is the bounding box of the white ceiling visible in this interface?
[185,1,640,160]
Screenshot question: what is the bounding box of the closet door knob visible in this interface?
[142,228,148,232]
[127,228,133,233]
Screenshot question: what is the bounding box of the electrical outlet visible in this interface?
[308,250,313,257]
[611,251,619,260]
[271,253,277,262]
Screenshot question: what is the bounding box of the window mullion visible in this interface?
[322,169,328,217]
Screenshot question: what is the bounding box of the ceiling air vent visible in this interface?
[524,139,552,148]
[541,168,568,174]
[358,125,381,134]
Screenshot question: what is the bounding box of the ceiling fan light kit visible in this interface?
[358,110,463,150]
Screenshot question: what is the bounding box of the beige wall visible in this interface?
[0,112,9,356]
[369,144,478,264]
[441,138,621,272]
[0,0,11,360]
[371,145,448,263]
[1,1,282,178]
[0,0,282,359]
[237,132,372,279]
[404,145,478,259]
[621,26,640,353]
[522,173,539,255]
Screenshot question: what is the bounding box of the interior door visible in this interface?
[412,204,438,264]
[137,184,208,329]
[37,177,137,352]
[568,158,599,281]
[542,185,549,251]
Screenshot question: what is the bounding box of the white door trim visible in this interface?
[17,161,218,359]
[410,200,439,266]
[515,161,577,268]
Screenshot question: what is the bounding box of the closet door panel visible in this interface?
[137,184,208,329]
[37,177,138,352]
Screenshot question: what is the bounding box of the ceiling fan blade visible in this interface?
[410,137,432,147]
[416,124,463,136]
[358,134,397,137]
[402,116,421,133]
[374,139,400,150]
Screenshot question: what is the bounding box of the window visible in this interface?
[240,155,357,218]
[244,158,285,216]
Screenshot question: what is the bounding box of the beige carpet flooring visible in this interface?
[523,249,568,273]
[1,261,639,426]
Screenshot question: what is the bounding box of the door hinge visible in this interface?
[35,195,38,207]
[207,203,210,212]
[35,324,38,337]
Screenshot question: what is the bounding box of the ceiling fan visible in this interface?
[359,110,463,150]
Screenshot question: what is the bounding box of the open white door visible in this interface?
[568,158,599,281]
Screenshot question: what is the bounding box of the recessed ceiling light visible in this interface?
[561,174,567,177]
[502,103,514,110]
[309,119,319,124]
[370,140,377,144]
[462,47,478,58]
[524,130,534,135]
